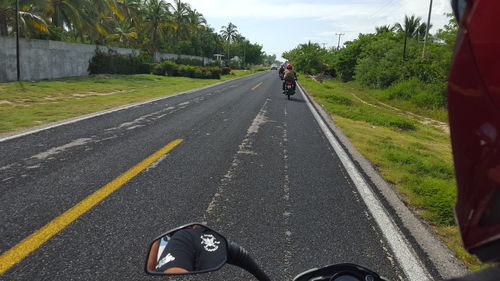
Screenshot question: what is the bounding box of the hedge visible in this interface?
[88,50,151,75]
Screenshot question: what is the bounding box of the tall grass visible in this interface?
[301,77,486,270]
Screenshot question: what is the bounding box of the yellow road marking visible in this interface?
[251,82,263,91]
[0,139,184,275]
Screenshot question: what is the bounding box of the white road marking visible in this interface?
[298,85,431,281]
[204,99,270,218]
[31,138,92,160]
[0,73,260,143]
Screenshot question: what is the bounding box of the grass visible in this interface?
[300,78,488,270]
[0,70,254,135]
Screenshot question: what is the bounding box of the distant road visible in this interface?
[1,71,432,280]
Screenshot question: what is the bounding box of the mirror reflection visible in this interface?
[146,224,227,274]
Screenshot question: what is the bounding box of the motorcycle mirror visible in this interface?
[145,223,228,276]
[451,0,467,23]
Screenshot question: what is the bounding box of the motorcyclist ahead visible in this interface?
[282,64,297,94]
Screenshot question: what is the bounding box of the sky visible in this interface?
[179,0,453,61]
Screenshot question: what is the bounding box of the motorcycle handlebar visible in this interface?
[227,241,271,281]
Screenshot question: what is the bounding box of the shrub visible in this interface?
[89,50,151,75]
[193,68,203,78]
[175,57,204,66]
[151,63,164,75]
[161,60,178,76]
[221,67,231,75]
[209,67,222,79]
[385,78,446,109]
[185,66,197,78]
[326,95,353,106]
[151,63,222,79]
[228,60,241,69]
[388,119,417,131]
[176,65,188,77]
[385,78,421,100]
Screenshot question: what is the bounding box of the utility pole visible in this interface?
[422,0,433,58]
[403,25,408,59]
[335,33,345,50]
[15,0,20,81]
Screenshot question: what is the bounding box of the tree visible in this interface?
[105,20,137,47]
[394,15,430,39]
[170,0,189,45]
[142,0,174,53]
[42,0,82,29]
[375,25,395,34]
[282,41,327,74]
[220,22,238,60]
[0,0,260,62]
[0,0,48,36]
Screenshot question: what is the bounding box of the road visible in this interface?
[1,71,430,281]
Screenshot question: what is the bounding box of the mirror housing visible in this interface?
[145,223,228,275]
[451,0,467,23]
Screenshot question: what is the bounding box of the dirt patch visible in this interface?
[351,92,378,108]
[72,90,129,98]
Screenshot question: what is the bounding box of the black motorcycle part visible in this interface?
[227,241,271,281]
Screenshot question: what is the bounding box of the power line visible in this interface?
[370,0,399,19]
[369,0,400,27]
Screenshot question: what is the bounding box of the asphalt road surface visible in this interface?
[1,71,430,281]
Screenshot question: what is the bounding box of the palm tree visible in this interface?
[0,0,48,36]
[187,8,205,34]
[117,0,141,26]
[375,25,395,34]
[106,20,137,47]
[142,0,174,52]
[394,15,423,38]
[0,0,14,36]
[41,0,82,29]
[170,0,190,45]
[220,22,238,60]
[416,22,432,40]
[395,15,430,58]
[78,0,115,43]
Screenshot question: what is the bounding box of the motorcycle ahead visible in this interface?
[145,223,390,281]
[284,80,296,100]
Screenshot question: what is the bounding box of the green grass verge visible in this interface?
[300,78,487,270]
[0,70,254,135]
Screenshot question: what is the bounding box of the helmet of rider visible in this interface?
[286,64,293,69]
[448,0,500,263]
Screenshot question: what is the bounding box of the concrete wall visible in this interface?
[0,36,212,82]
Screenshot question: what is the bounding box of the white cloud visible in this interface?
[181,0,377,19]
[174,0,453,57]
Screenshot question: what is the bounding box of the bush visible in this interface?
[175,58,204,66]
[227,60,241,69]
[161,60,179,76]
[326,95,353,106]
[151,63,222,80]
[385,78,421,100]
[89,50,151,75]
[151,63,164,75]
[385,78,446,109]
[221,67,231,75]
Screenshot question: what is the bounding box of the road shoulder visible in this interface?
[298,83,469,280]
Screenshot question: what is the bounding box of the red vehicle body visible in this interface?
[448,0,500,262]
